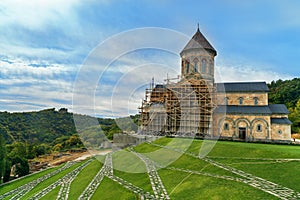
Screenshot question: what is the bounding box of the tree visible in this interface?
[11,156,29,177]
[289,99,300,133]
[0,132,6,183]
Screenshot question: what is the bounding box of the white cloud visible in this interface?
[0,0,82,29]
[0,58,77,112]
[215,64,293,83]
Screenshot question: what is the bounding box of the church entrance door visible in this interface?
[238,127,246,140]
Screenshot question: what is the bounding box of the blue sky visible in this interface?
[0,0,299,117]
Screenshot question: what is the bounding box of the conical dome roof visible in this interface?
[181,27,217,56]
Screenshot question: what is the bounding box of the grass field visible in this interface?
[1,137,299,199]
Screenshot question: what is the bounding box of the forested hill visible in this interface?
[0,108,140,182]
[0,108,139,145]
[268,78,300,133]
[0,108,76,144]
[268,78,300,108]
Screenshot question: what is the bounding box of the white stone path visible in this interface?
[0,161,76,200]
[78,153,155,200]
[78,153,112,200]
[148,142,300,200]
[28,159,92,200]
[129,148,170,200]
[4,141,298,200]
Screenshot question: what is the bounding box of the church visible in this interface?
[139,27,292,143]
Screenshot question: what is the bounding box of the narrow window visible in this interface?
[202,59,207,73]
[186,60,190,74]
[257,124,262,132]
[194,61,198,72]
[224,123,229,130]
[225,97,229,105]
[254,97,258,105]
[239,97,243,105]
[209,61,213,75]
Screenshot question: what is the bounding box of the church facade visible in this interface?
[139,28,292,143]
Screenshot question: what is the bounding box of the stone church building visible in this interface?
[139,27,292,143]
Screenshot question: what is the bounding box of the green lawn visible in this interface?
[162,172,278,200]
[114,170,153,194]
[20,161,84,200]
[40,186,60,200]
[208,140,300,158]
[2,138,300,200]
[112,150,147,173]
[232,160,300,193]
[91,177,136,200]
[68,159,103,199]
[0,164,65,195]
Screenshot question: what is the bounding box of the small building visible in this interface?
[139,27,292,143]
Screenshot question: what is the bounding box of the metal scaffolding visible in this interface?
[139,76,216,137]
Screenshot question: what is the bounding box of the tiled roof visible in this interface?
[214,106,272,114]
[214,104,289,115]
[181,28,217,56]
[216,82,269,93]
[269,104,289,114]
[271,118,292,125]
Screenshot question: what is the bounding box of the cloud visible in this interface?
[215,64,293,83]
[0,1,297,117]
[0,58,76,112]
[0,0,82,29]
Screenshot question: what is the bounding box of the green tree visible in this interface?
[289,99,300,133]
[11,156,29,177]
[0,132,6,183]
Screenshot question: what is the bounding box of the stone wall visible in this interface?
[213,113,292,142]
[214,114,271,141]
[271,124,291,141]
[216,92,268,106]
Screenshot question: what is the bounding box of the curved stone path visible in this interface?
[203,157,300,200]
[28,159,92,200]
[129,148,170,200]
[78,153,112,200]
[3,140,299,200]
[78,153,155,200]
[0,161,76,200]
[148,141,300,200]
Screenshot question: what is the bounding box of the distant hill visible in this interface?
[0,108,76,144]
[0,108,140,145]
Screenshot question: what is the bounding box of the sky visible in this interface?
[0,0,299,117]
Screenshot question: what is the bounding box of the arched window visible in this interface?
[254,97,258,105]
[186,60,190,74]
[239,97,243,105]
[257,124,262,132]
[202,59,207,73]
[194,61,198,72]
[224,123,229,130]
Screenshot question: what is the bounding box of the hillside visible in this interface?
[268,78,300,108]
[268,78,300,133]
[0,108,139,183]
[1,138,300,199]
